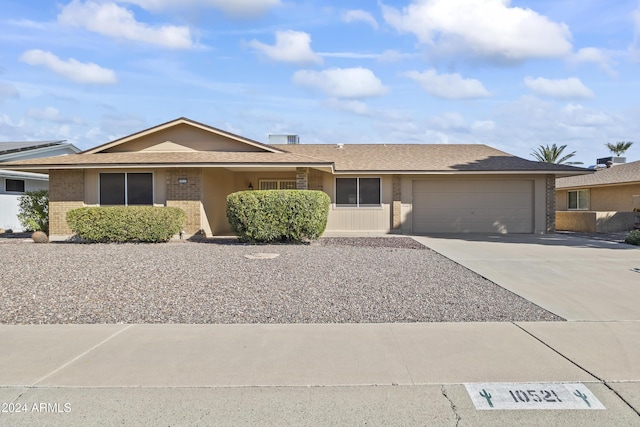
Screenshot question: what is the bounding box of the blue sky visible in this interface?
[1,0,640,166]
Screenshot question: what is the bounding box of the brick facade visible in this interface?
[546,174,556,233]
[49,170,85,236]
[296,167,308,190]
[166,168,202,234]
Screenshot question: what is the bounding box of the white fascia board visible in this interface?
[0,170,49,180]
[0,143,80,162]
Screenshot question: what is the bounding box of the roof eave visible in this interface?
[557,180,640,190]
[0,162,335,172]
[332,169,595,175]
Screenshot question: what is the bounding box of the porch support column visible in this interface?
[546,174,556,233]
[296,167,309,190]
[166,168,202,235]
[49,170,85,238]
[392,174,402,230]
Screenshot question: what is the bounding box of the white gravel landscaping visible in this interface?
[0,237,563,324]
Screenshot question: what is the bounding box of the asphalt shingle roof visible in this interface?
[282,144,591,172]
[0,143,594,175]
[0,151,330,168]
[0,140,66,155]
[556,160,640,188]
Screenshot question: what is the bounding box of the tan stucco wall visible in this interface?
[556,184,640,212]
[557,211,636,233]
[201,168,236,236]
[322,174,393,232]
[103,124,266,153]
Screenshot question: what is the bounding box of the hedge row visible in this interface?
[66,206,185,243]
[226,190,330,243]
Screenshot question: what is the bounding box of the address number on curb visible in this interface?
[464,383,605,410]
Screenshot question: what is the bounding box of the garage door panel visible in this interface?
[412,180,533,234]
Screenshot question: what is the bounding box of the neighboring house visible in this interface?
[0,141,80,230]
[0,118,590,240]
[556,160,640,233]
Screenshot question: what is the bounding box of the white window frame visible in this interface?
[98,172,155,206]
[258,179,297,190]
[334,177,382,208]
[567,189,589,210]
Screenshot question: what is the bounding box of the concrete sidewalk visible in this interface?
[0,322,639,426]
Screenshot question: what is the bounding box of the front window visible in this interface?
[100,173,153,205]
[259,180,296,190]
[5,179,25,193]
[336,177,381,207]
[568,189,589,210]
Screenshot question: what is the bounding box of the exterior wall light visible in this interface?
[178,178,188,184]
[248,182,254,190]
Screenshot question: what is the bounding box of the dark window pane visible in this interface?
[6,179,25,192]
[336,178,357,207]
[358,178,381,206]
[127,173,153,205]
[100,173,125,205]
[568,191,577,209]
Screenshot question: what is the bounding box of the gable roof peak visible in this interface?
[82,117,284,155]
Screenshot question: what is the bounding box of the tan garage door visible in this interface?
[412,180,534,233]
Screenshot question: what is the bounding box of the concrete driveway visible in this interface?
[412,233,640,321]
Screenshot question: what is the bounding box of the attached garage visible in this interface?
[412,179,534,233]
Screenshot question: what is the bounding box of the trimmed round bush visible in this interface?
[625,230,640,246]
[226,190,330,243]
[31,231,49,243]
[66,206,186,243]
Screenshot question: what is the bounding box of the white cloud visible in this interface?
[342,9,379,29]
[427,112,469,132]
[0,83,19,101]
[378,49,416,63]
[568,47,616,76]
[472,120,495,132]
[26,107,85,125]
[58,0,193,49]
[248,30,322,64]
[382,0,572,62]
[292,67,388,99]
[562,104,612,127]
[318,52,379,59]
[403,69,490,99]
[20,50,117,84]
[120,0,280,18]
[324,98,371,116]
[524,77,594,99]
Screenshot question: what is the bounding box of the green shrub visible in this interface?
[18,190,49,232]
[625,230,640,246]
[66,206,186,243]
[226,190,330,243]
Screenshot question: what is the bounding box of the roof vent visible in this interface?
[336,143,344,149]
[596,156,626,167]
[268,134,299,145]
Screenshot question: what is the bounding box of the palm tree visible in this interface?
[530,143,583,165]
[605,141,633,156]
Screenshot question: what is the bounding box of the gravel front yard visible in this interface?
[0,237,563,324]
